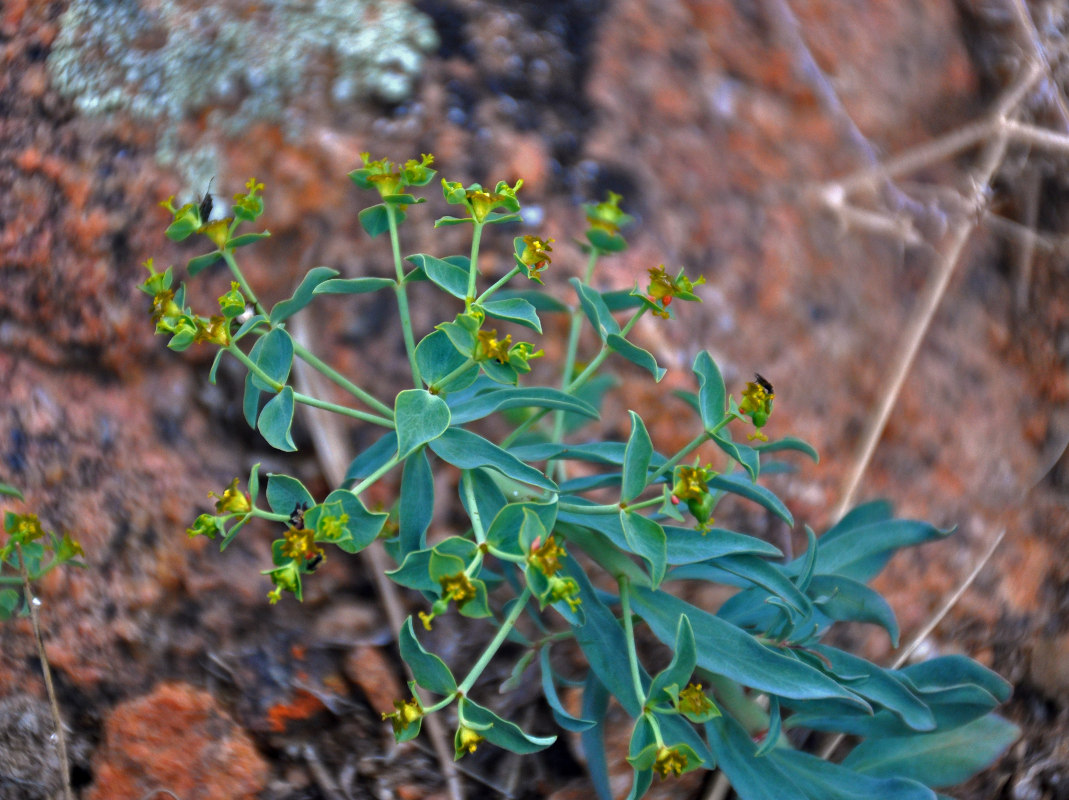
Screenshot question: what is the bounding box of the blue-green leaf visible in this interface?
[712,430,760,482]
[693,351,727,431]
[406,253,469,299]
[622,411,653,502]
[647,615,697,706]
[607,334,665,381]
[841,715,1019,788]
[570,278,620,340]
[620,511,667,587]
[808,574,900,646]
[481,297,543,333]
[486,501,558,555]
[766,746,936,800]
[708,471,794,526]
[510,441,667,469]
[430,428,556,491]
[187,250,222,276]
[706,715,809,800]
[630,587,869,708]
[394,390,451,460]
[540,648,596,731]
[313,277,396,295]
[270,266,339,323]
[265,473,315,516]
[580,674,613,800]
[258,386,297,451]
[359,204,392,238]
[399,448,434,557]
[227,231,271,249]
[251,328,294,391]
[663,525,782,563]
[493,288,570,313]
[755,436,820,463]
[449,386,598,425]
[458,697,556,753]
[243,370,261,428]
[800,519,952,583]
[416,330,478,392]
[399,617,457,696]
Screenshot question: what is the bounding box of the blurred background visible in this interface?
[1,0,1067,798]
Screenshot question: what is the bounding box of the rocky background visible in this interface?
[1,0,1068,798]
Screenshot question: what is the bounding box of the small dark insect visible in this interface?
[289,501,308,529]
[754,373,774,395]
[198,176,215,222]
[305,554,324,572]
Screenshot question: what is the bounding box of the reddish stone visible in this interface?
[86,682,268,800]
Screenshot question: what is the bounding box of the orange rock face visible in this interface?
[86,682,268,800]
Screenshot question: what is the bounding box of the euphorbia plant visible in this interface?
[143,155,1017,798]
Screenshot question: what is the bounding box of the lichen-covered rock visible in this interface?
[47,0,438,187]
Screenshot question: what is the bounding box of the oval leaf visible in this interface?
[394,389,451,460]
[607,334,665,381]
[693,351,727,431]
[270,266,339,323]
[258,386,297,451]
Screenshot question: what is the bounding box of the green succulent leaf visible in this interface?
[539,648,596,731]
[227,231,271,249]
[606,335,666,381]
[480,297,543,333]
[619,511,667,587]
[808,574,901,646]
[399,617,457,696]
[429,428,557,492]
[417,330,479,393]
[265,473,315,517]
[394,390,451,460]
[841,715,1020,788]
[621,412,654,503]
[449,386,598,426]
[313,277,396,295]
[712,430,760,482]
[250,328,294,391]
[570,278,620,340]
[754,435,820,463]
[187,250,223,276]
[693,351,727,431]
[258,386,297,451]
[766,747,936,800]
[359,203,396,237]
[270,266,339,323]
[407,253,469,299]
[630,587,869,709]
[708,471,794,527]
[398,448,434,557]
[647,615,697,706]
[458,696,556,754]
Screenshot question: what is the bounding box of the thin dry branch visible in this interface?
[830,62,1042,522]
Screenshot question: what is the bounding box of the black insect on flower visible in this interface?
[754,372,773,396]
[305,553,324,573]
[289,501,308,530]
[198,177,215,223]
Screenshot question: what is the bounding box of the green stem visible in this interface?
[430,357,477,393]
[292,390,394,428]
[648,417,732,483]
[465,222,486,310]
[474,266,521,305]
[549,249,601,478]
[16,543,74,800]
[618,577,647,708]
[226,345,393,428]
[457,586,533,695]
[386,205,421,386]
[292,341,394,419]
[350,454,400,496]
[250,508,291,523]
[486,545,526,564]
